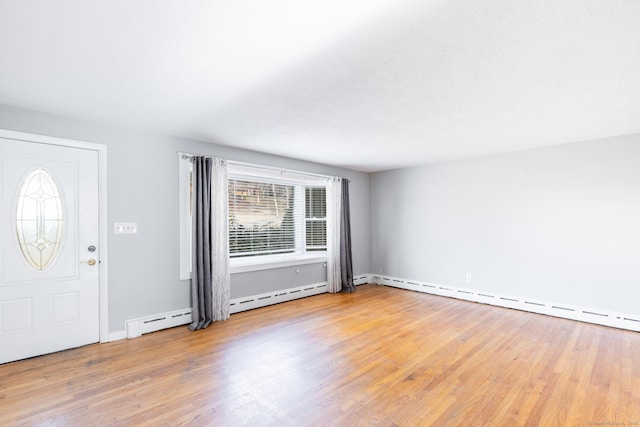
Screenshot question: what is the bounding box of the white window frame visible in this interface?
[178,154,192,280]
[178,155,328,279]
[227,164,328,272]
[304,185,327,252]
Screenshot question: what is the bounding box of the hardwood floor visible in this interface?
[1,284,640,426]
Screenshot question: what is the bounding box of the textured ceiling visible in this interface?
[1,0,639,171]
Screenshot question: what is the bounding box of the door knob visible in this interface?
[87,259,97,266]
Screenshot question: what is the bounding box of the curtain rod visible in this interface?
[228,159,333,181]
[178,151,200,160]
[178,151,349,181]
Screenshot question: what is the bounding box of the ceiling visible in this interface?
[1,0,639,172]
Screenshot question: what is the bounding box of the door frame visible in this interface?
[0,128,109,343]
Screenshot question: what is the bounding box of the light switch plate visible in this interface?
[114,222,137,234]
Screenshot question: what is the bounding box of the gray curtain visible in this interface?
[340,178,355,293]
[189,156,213,330]
[189,156,230,330]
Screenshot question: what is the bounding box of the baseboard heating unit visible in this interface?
[124,275,369,339]
[371,274,640,332]
[230,274,369,314]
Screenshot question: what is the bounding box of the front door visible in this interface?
[0,136,100,364]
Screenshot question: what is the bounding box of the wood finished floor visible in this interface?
[1,284,640,426]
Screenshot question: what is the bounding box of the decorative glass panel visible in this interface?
[16,169,64,270]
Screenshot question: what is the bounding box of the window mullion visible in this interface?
[295,185,305,255]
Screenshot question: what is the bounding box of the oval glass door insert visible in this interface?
[16,169,64,270]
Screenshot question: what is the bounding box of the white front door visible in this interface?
[0,136,100,364]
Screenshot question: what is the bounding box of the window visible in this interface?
[16,168,64,270]
[305,187,326,251]
[228,179,297,257]
[179,155,328,278]
[227,164,327,261]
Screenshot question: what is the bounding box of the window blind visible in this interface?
[228,179,303,258]
[305,187,326,251]
[226,162,328,260]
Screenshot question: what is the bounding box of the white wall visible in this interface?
[370,135,640,315]
[0,104,370,332]
[5,101,637,331]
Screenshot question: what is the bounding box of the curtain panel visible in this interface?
[327,176,355,293]
[340,178,355,293]
[189,156,230,330]
[326,177,342,293]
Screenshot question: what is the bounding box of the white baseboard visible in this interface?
[126,308,193,339]
[106,330,126,342]
[370,274,640,332]
[230,282,328,314]
[353,274,370,286]
[109,274,637,340]
[118,276,370,340]
[230,275,369,314]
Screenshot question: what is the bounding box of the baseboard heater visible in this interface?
[126,308,194,339]
[230,274,369,314]
[125,275,369,339]
[371,274,640,332]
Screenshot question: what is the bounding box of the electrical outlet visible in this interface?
[114,222,137,234]
[466,273,472,283]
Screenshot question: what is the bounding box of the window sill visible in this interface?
[230,254,327,274]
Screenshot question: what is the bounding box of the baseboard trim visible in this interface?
[369,274,640,332]
[119,276,370,340]
[354,274,370,286]
[111,274,637,340]
[230,282,328,314]
[107,330,126,342]
[230,275,369,314]
[126,308,193,339]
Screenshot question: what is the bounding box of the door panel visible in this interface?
[0,137,100,364]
